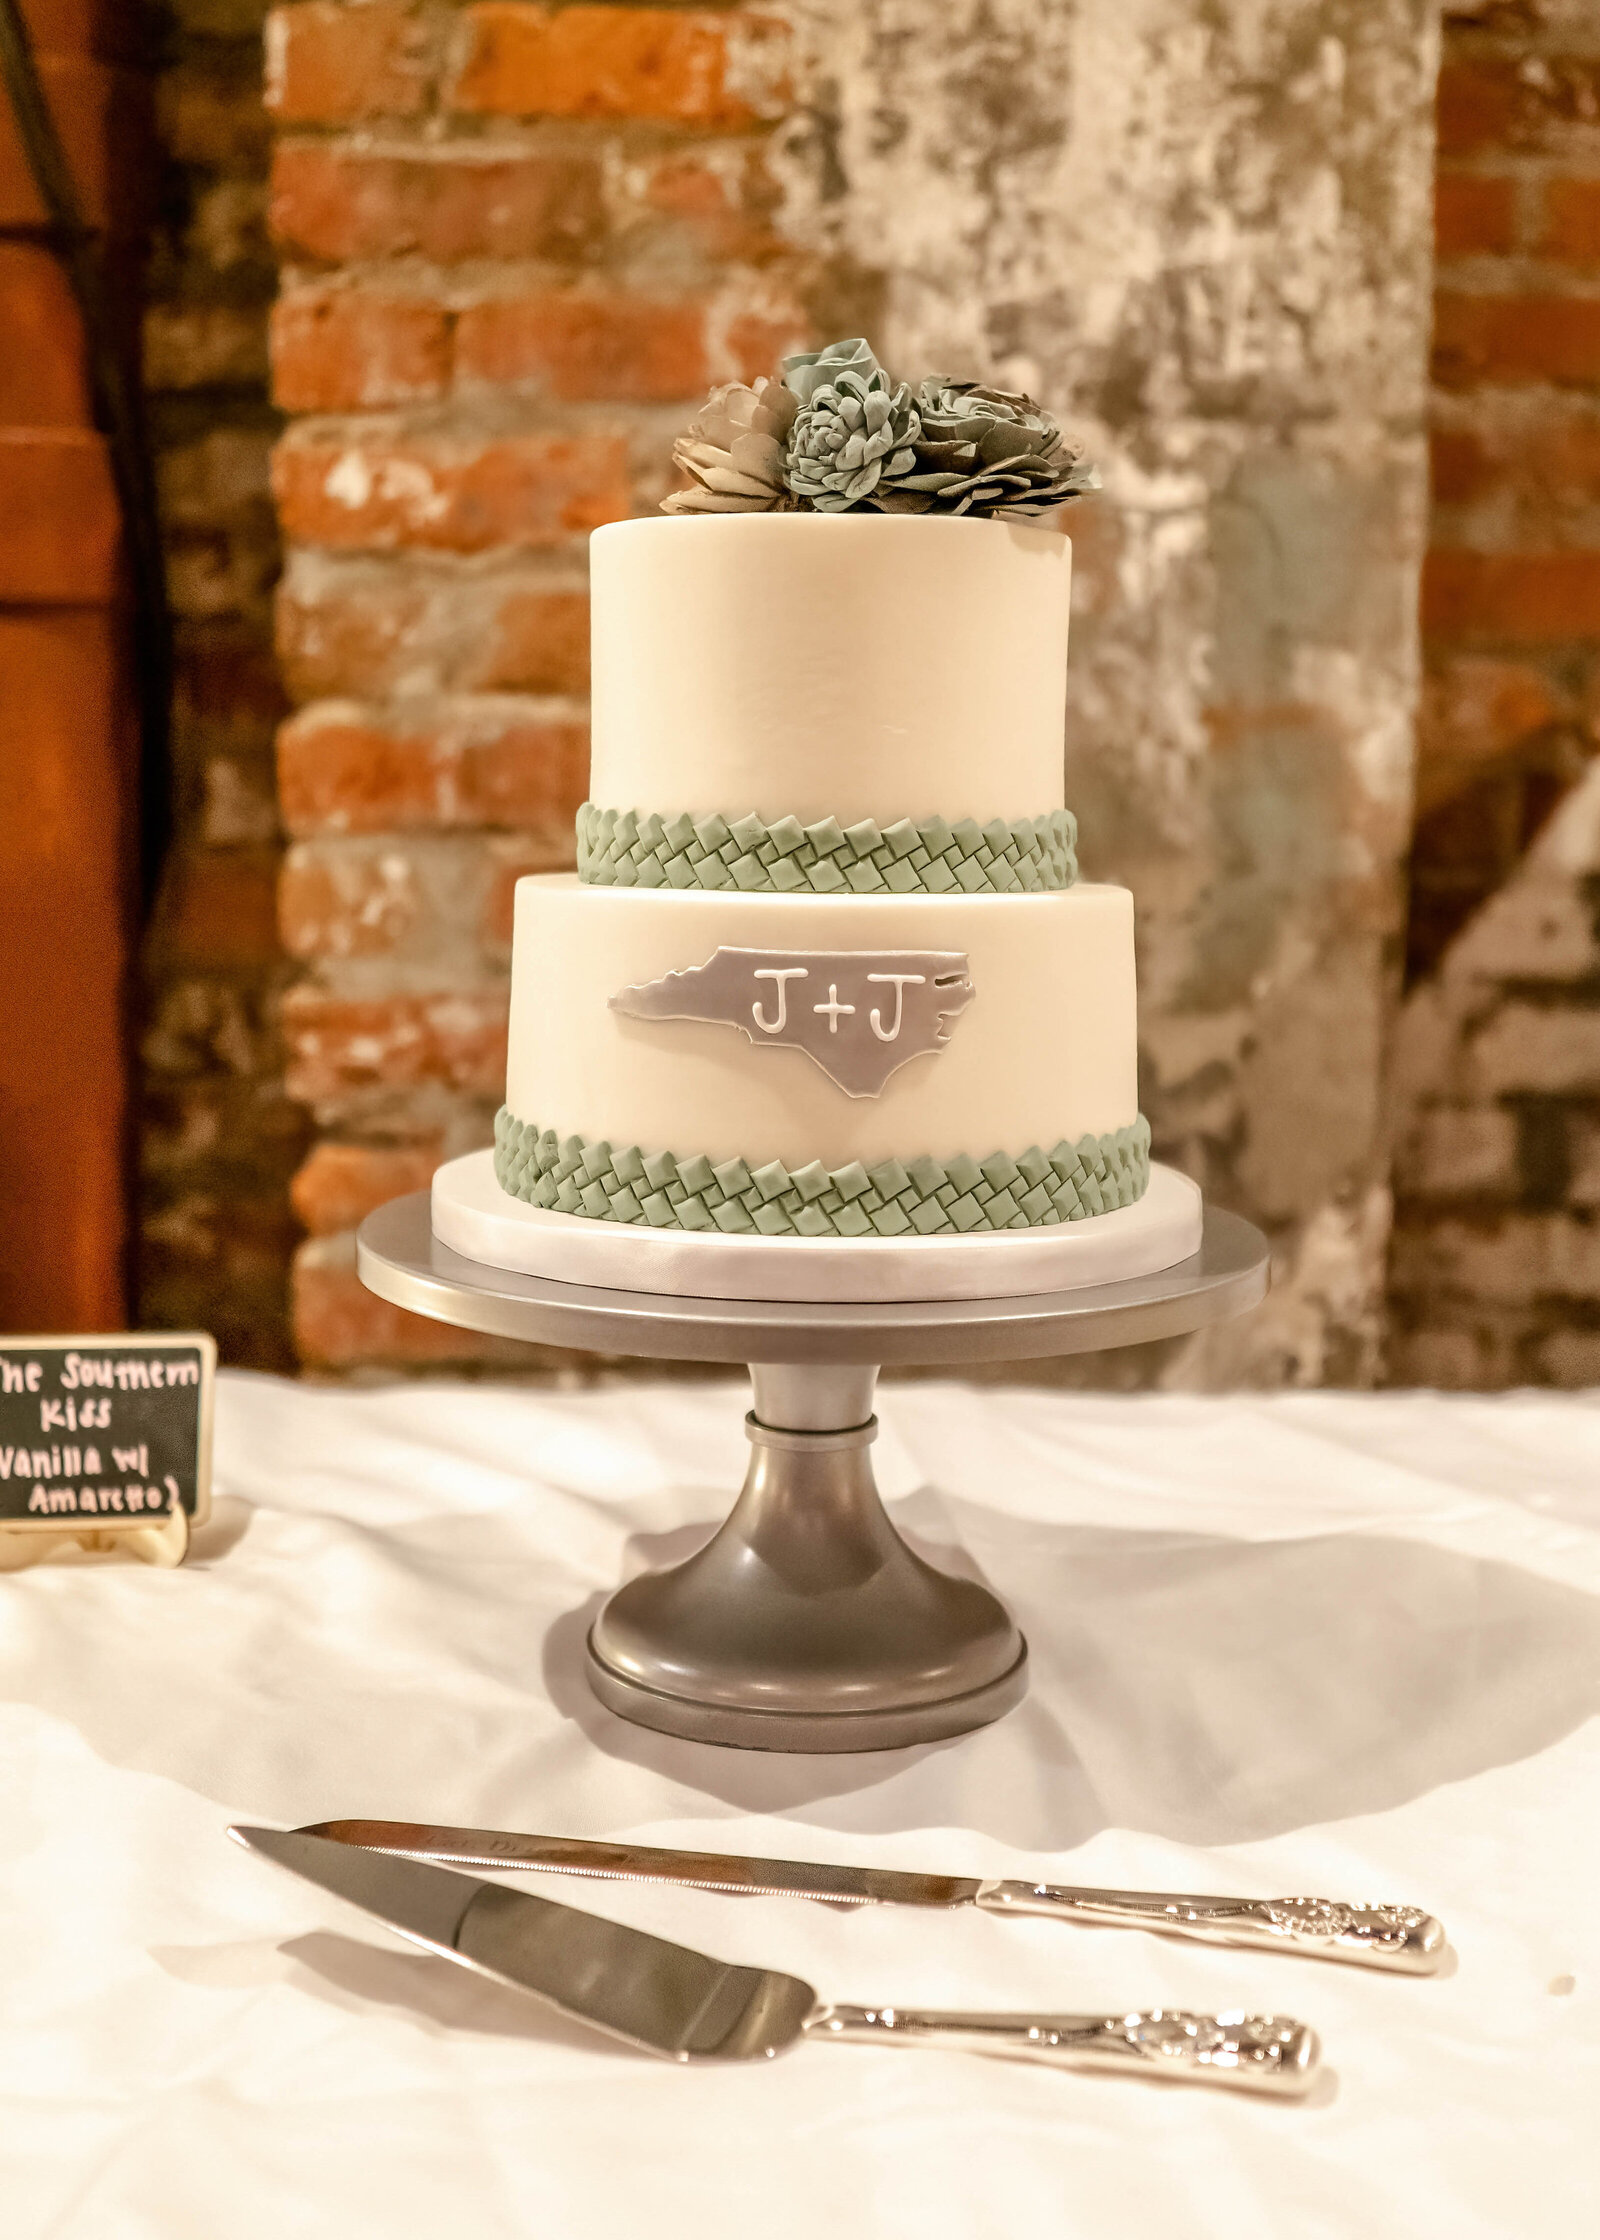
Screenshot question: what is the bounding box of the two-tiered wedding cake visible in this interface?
[433,341,1200,1299]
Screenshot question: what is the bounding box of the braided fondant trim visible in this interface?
[576,803,1078,895]
[494,1109,1150,1238]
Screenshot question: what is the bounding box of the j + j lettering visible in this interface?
[751,968,931,1041]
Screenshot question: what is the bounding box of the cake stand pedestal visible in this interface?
[358,1193,1269,1753]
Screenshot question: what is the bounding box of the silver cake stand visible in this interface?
[358,1193,1269,1754]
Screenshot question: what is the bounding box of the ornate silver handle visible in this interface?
[805,2003,1319,2096]
[975,1882,1445,1974]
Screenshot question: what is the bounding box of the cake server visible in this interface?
[299,1818,1445,1975]
[231,1826,1319,2096]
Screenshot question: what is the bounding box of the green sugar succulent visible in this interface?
[661,376,799,514]
[781,339,921,512]
[876,378,1100,517]
[660,337,1098,524]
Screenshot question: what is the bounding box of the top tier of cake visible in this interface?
[587,513,1071,831]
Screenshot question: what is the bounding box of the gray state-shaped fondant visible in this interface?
[610,947,975,1098]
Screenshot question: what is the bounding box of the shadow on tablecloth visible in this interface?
[19,1489,1600,1861]
[532,1501,1599,1850]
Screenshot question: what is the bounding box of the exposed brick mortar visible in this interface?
[278,693,589,835]
[1400,0,1600,1390]
[1429,0,1600,786]
[275,547,591,700]
[263,2,828,1369]
[139,3,308,1371]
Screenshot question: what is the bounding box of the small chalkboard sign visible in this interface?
[0,1333,215,1534]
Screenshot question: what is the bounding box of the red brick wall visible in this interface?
[138,0,307,1369]
[1391,1,1600,1382]
[1411,4,1600,970]
[263,1,850,1367]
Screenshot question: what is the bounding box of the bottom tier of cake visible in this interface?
[501,875,1143,1234]
[445,1149,1198,1301]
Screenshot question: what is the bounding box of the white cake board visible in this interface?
[431,1148,1203,1305]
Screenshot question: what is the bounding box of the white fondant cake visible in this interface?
[589,513,1070,827]
[507,876,1135,1175]
[487,497,1163,1269]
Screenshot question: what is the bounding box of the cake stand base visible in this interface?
[356,1193,1270,1752]
[584,1364,1027,1750]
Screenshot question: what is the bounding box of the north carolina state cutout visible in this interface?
[609,947,976,1097]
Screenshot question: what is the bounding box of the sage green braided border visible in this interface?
[494,1109,1150,1238]
[576,803,1079,895]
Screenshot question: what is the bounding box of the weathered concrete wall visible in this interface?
[780,0,1440,1383]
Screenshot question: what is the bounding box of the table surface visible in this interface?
[4,1372,1597,2238]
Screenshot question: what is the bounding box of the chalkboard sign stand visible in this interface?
[0,1333,216,1571]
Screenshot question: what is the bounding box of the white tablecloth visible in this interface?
[4,1373,1597,2236]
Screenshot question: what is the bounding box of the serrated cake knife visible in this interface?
[299,1819,1445,1975]
[233,1827,1319,2095]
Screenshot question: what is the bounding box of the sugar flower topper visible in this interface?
[663,338,1098,522]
